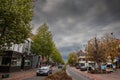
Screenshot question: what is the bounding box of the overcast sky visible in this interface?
[32,0,120,61]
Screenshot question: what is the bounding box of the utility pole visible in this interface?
[95,36,98,54]
[94,36,102,72]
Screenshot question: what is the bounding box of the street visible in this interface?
[66,66,120,80]
[24,67,60,80]
[2,66,120,80]
[1,0,120,80]
[66,66,93,80]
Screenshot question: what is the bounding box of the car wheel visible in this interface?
[36,74,39,76]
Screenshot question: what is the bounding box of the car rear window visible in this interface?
[81,63,85,66]
[106,65,112,67]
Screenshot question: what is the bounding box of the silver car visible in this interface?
[36,66,52,76]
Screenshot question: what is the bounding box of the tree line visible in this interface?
[67,33,120,68]
[85,33,120,67]
[31,23,64,64]
[0,0,64,64]
[0,0,32,50]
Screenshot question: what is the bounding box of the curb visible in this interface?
[72,67,102,80]
[66,69,75,80]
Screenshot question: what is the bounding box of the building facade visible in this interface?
[0,38,38,72]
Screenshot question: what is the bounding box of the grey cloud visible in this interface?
[32,0,120,60]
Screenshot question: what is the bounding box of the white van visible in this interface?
[79,61,88,71]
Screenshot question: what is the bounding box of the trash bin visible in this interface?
[2,74,9,79]
[0,74,2,80]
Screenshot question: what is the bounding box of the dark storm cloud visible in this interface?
[33,0,120,24]
[32,0,120,60]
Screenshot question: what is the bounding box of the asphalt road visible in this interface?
[24,67,60,80]
[66,66,93,80]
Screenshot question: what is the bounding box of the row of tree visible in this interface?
[31,23,64,64]
[0,0,64,65]
[67,52,77,65]
[67,33,120,68]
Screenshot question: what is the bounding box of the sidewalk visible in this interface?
[1,67,57,80]
[72,67,120,80]
[1,69,36,80]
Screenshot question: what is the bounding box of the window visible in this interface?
[0,56,2,66]
[16,58,22,66]
[80,63,85,66]
[1,57,11,66]
[106,64,112,68]
[11,57,22,66]
[24,59,31,66]
[11,58,17,66]
[89,63,95,66]
[80,58,85,61]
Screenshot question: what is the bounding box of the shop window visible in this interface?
[80,58,85,61]
[24,59,31,66]
[0,56,2,66]
[1,57,11,66]
[11,58,17,66]
[11,58,22,66]
[16,58,22,66]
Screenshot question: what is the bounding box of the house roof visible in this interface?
[76,50,86,56]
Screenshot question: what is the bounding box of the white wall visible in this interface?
[9,38,32,54]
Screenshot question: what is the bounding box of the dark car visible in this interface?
[36,66,52,76]
[58,64,63,69]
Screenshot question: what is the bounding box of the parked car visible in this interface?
[101,63,106,73]
[36,66,52,76]
[106,63,114,73]
[87,65,96,73]
[58,64,63,69]
[87,62,99,73]
[80,62,87,71]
